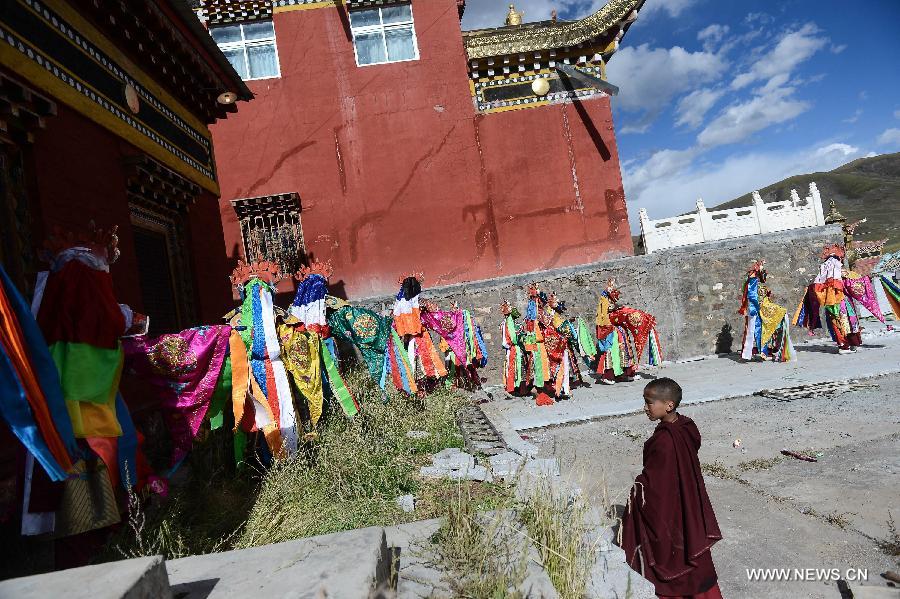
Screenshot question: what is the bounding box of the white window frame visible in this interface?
[349,3,420,68]
[211,20,281,81]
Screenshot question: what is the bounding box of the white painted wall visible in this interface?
[640,182,827,254]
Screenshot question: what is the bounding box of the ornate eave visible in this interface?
[462,0,643,61]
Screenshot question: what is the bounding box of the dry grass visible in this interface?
[431,484,528,598]
[107,371,484,559]
[738,456,784,471]
[876,512,900,557]
[519,480,594,599]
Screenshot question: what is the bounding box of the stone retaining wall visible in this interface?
[358,225,843,382]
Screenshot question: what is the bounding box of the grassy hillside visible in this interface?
[711,152,900,254]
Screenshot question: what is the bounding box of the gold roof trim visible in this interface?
[463,0,642,60]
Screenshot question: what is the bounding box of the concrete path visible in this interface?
[483,322,900,433]
[530,373,900,599]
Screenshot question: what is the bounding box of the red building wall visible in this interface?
[212,0,632,299]
[27,102,233,324]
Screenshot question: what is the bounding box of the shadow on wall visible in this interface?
[715,322,733,354]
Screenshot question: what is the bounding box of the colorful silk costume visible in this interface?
[880,274,900,320]
[545,294,590,393]
[30,223,148,538]
[391,275,446,385]
[423,303,487,390]
[328,305,392,383]
[523,286,550,394]
[794,245,862,351]
[228,261,298,457]
[594,282,634,382]
[608,305,663,369]
[738,261,795,362]
[843,271,884,323]
[499,301,528,395]
[281,262,357,436]
[123,325,231,467]
[0,264,77,481]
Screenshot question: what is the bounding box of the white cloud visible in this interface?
[830,43,847,54]
[697,24,729,50]
[697,87,810,147]
[674,88,725,129]
[842,108,863,124]
[635,0,698,18]
[606,44,727,133]
[877,128,900,147]
[814,143,859,158]
[625,141,864,229]
[894,109,900,119]
[864,151,879,158]
[731,23,827,90]
[745,12,774,26]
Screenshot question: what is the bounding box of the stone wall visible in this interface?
[359,225,843,382]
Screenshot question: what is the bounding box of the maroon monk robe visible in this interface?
[621,416,723,597]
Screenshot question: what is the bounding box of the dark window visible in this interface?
[232,193,305,276]
[132,226,180,335]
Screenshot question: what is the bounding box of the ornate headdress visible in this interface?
[500,299,520,319]
[43,221,120,264]
[229,260,283,288]
[747,259,766,275]
[422,300,439,313]
[821,244,845,261]
[295,260,333,281]
[527,282,540,298]
[604,278,621,303]
[397,271,425,285]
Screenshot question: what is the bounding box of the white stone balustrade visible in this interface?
[640,182,827,254]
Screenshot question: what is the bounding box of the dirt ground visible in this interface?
[524,373,900,598]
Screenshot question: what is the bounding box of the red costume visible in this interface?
[621,416,723,598]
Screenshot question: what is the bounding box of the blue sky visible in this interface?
[462,0,900,230]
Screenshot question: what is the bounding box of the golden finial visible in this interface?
[505,4,524,26]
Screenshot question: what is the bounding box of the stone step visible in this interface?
[385,515,558,599]
[0,555,171,599]
[166,526,391,598]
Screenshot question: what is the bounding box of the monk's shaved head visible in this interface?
[644,378,682,408]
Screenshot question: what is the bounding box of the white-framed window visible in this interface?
[349,3,419,67]
[210,20,280,80]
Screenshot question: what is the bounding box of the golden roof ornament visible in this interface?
[823,199,846,224]
[505,4,524,26]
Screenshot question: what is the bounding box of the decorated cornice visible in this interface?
[463,0,642,60]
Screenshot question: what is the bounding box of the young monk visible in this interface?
[621,378,724,599]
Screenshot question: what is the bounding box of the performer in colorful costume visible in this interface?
[794,244,863,353]
[606,283,663,374]
[227,260,298,458]
[422,301,487,391]
[523,285,552,404]
[499,300,530,396]
[546,294,591,392]
[391,274,446,391]
[280,261,358,438]
[33,223,148,559]
[594,280,637,385]
[738,260,795,362]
